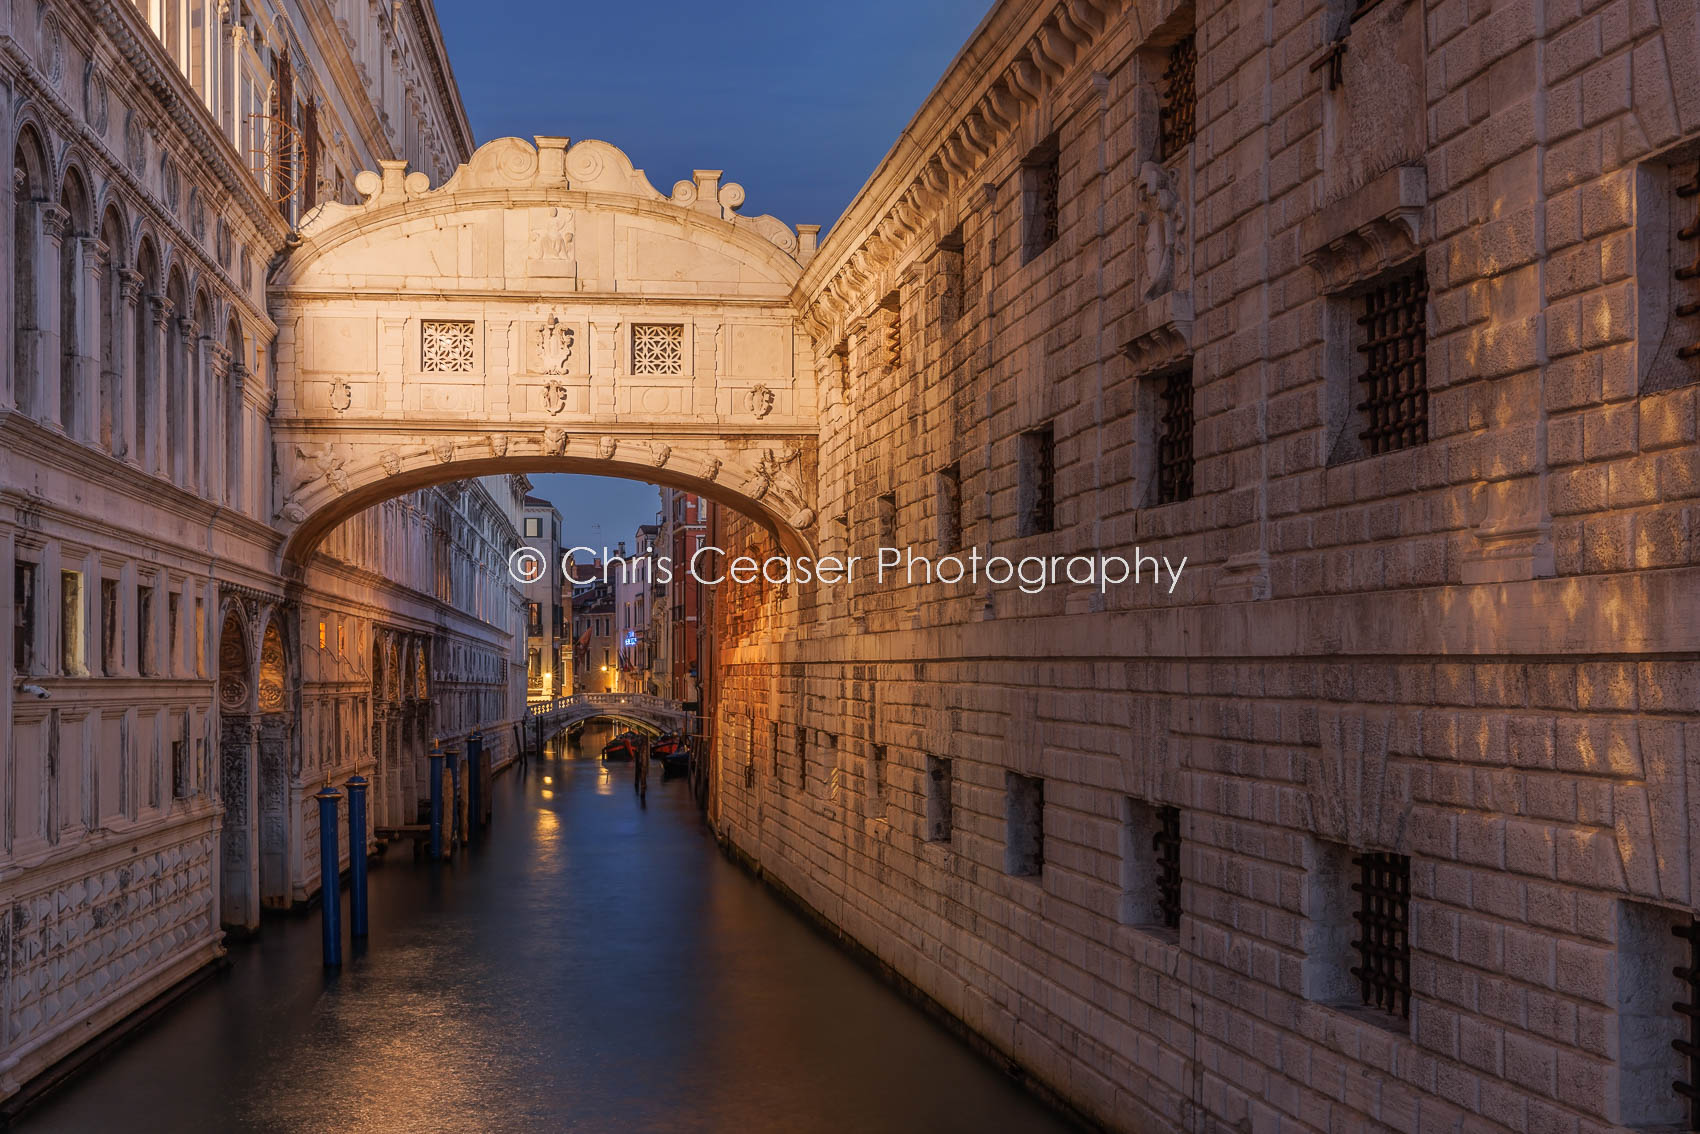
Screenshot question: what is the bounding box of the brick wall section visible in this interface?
[710,1,1700,1132]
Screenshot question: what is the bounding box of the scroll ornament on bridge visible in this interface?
[277,444,350,523]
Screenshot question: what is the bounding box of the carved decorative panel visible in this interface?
[258,623,286,713]
[631,324,685,375]
[422,320,476,373]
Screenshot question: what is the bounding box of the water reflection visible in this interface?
[16,726,1080,1134]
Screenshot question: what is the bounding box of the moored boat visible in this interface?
[653,733,691,776]
[601,731,640,761]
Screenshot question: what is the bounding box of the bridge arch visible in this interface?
[267,135,823,571]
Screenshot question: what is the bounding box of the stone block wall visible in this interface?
[709,1,1700,1131]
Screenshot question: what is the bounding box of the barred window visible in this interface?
[938,227,965,324]
[1156,366,1194,505]
[795,724,808,786]
[631,323,685,375]
[1676,161,1699,374]
[1158,36,1197,160]
[421,319,475,373]
[1120,798,1182,934]
[881,292,902,371]
[1019,425,1055,536]
[1154,806,1182,929]
[1355,265,1429,455]
[1350,851,1411,1019]
[936,462,962,554]
[1022,138,1061,262]
[925,755,952,842]
[1005,772,1044,877]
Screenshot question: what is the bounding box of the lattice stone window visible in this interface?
[421,319,475,373]
[1159,35,1198,160]
[1156,366,1195,505]
[1350,851,1411,1019]
[631,323,685,375]
[1354,265,1429,455]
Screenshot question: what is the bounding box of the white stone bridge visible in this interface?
[526,692,695,739]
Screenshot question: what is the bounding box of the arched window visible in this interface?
[98,205,125,456]
[59,169,91,440]
[134,239,159,474]
[12,127,47,417]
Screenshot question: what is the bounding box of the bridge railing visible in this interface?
[525,692,683,719]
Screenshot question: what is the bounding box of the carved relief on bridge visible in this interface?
[269,135,824,561]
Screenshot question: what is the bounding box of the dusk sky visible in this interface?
[435,0,993,543]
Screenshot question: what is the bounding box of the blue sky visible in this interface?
[435,0,993,544]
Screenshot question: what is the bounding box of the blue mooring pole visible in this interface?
[315,786,343,967]
[344,775,369,938]
[468,731,483,836]
[428,744,445,861]
[448,747,464,846]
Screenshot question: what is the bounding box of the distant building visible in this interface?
[570,553,616,695]
[520,493,563,700]
[657,488,710,703]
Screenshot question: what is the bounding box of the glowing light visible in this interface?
[543,775,553,785]
[541,789,554,800]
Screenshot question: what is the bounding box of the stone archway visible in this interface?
[216,607,258,931]
[267,135,822,572]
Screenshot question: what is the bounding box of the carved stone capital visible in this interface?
[118,268,145,305]
[150,295,176,328]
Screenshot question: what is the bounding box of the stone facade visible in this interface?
[0,0,524,1105]
[706,1,1700,1132]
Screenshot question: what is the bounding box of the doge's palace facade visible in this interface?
[0,0,524,1103]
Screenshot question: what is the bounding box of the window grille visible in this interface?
[632,323,685,375]
[1350,851,1411,1018]
[1676,162,1700,368]
[1355,266,1428,455]
[1154,805,1182,929]
[925,755,953,842]
[1673,918,1700,1126]
[1157,367,1194,504]
[1159,36,1198,160]
[937,463,962,553]
[422,320,475,373]
[171,739,189,799]
[1036,156,1060,250]
[1022,141,1061,260]
[881,295,902,371]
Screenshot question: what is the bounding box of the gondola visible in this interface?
[653,733,691,777]
[601,730,640,762]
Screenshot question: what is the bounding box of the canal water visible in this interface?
[15,726,1082,1133]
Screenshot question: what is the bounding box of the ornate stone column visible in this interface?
[209,341,231,503]
[118,268,143,464]
[175,314,198,487]
[193,327,213,496]
[148,294,174,480]
[38,203,68,430]
[77,236,107,445]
